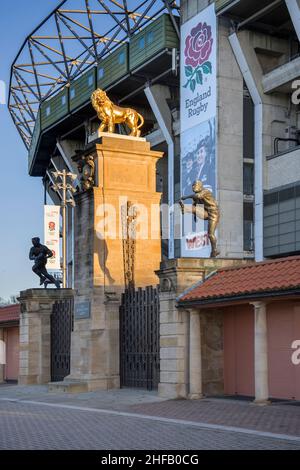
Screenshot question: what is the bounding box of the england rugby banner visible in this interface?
[44,205,61,270]
[180,3,217,131]
[180,4,217,258]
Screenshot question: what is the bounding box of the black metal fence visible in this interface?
[51,298,74,382]
[120,286,160,390]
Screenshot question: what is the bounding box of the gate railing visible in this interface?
[51,298,74,382]
[120,286,160,390]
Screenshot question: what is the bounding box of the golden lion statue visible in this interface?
[91,88,144,137]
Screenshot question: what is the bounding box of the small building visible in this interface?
[174,256,300,402]
[0,305,20,383]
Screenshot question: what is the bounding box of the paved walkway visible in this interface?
[0,384,165,409]
[0,384,300,449]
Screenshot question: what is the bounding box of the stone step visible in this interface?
[48,380,88,394]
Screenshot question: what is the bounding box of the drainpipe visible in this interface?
[285,0,300,42]
[144,86,175,259]
[229,33,264,262]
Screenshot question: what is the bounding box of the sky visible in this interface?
[0,0,166,301]
[0,1,58,300]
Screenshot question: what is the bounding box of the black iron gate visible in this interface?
[120,286,160,390]
[51,298,74,382]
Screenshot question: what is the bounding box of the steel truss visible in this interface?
[8,0,180,149]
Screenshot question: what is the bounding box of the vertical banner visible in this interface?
[180,4,217,258]
[44,205,61,270]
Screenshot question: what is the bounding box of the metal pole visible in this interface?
[62,169,67,288]
[43,177,47,205]
[51,169,76,287]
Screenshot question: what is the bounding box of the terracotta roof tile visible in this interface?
[0,304,20,323]
[179,256,300,304]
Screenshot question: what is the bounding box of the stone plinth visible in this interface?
[18,289,74,385]
[88,130,146,145]
[94,136,163,287]
[69,135,163,391]
[157,258,249,399]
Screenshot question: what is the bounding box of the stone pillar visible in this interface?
[68,135,163,391]
[157,258,246,399]
[159,291,189,398]
[0,328,4,383]
[199,309,224,396]
[251,301,270,405]
[188,308,202,399]
[18,289,74,385]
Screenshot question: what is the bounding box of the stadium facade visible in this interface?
[9,0,300,401]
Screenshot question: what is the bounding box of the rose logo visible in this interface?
[184,21,213,93]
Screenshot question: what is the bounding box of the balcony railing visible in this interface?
[266,146,300,191]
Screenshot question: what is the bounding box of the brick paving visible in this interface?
[128,398,300,437]
[0,385,300,449]
[0,400,300,450]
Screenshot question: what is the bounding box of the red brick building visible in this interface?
[0,304,20,382]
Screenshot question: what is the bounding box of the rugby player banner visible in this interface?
[180,3,217,258]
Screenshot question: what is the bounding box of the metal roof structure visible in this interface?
[8,0,180,149]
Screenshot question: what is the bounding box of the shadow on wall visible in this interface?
[94,231,115,286]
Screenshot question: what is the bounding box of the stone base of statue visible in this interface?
[56,134,163,392]
[18,289,74,385]
[88,130,147,144]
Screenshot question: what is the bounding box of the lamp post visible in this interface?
[52,169,77,288]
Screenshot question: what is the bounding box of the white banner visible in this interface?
[180,3,217,132]
[44,205,61,270]
[180,4,217,258]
